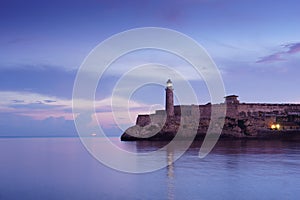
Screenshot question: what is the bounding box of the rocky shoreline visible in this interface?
[121,122,300,141]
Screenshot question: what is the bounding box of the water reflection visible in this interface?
[1,138,299,199]
[134,141,177,199]
[166,145,175,200]
[133,139,300,199]
[133,139,300,163]
[167,146,174,179]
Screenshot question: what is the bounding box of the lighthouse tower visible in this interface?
[165,79,174,117]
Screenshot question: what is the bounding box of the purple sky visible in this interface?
[1,0,300,136]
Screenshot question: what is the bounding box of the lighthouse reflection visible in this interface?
[166,145,175,200]
[134,141,177,200]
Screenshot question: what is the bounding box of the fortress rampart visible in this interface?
[122,80,300,141]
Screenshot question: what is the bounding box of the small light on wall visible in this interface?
[271,124,276,129]
[271,124,280,130]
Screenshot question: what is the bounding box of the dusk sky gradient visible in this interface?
[1,0,300,136]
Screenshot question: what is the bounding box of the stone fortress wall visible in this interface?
[135,80,300,136]
[136,95,300,134]
[123,80,300,140]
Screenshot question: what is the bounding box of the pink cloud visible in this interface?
[256,52,285,63]
[256,42,300,63]
[285,43,300,54]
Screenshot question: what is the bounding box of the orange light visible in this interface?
[271,124,276,129]
[271,124,280,130]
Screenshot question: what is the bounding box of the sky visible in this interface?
[1,0,300,137]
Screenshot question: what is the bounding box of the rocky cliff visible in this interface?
[121,115,300,141]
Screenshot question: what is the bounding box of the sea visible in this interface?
[0,137,299,200]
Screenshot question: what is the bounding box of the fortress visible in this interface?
[121,80,300,141]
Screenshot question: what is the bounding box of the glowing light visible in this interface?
[166,79,173,88]
[271,124,276,129]
[271,124,280,130]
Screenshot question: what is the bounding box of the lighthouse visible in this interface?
[165,79,174,117]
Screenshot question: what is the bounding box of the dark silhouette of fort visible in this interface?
[121,80,300,141]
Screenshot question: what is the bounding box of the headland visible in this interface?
[121,80,300,141]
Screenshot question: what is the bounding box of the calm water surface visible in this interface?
[0,137,299,200]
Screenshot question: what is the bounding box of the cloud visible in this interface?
[0,90,159,131]
[285,43,300,54]
[74,95,159,130]
[44,99,57,103]
[256,52,285,63]
[12,99,25,103]
[0,91,72,120]
[0,86,158,136]
[0,91,68,107]
[0,66,76,99]
[0,112,77,137]
[256,42,300,63]
[99,50,220,83]
[9,102,63,110]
